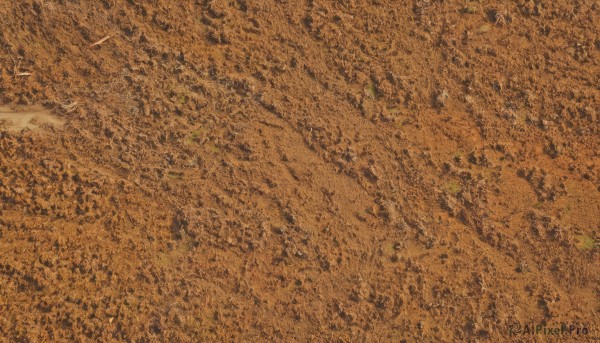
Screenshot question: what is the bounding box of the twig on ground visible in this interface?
[90,35,111,48]
[61,101,79,113]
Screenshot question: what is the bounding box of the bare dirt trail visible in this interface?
[0,106,62,131]
[0,0,598,341]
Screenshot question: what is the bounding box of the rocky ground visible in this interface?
[0,0,598,341]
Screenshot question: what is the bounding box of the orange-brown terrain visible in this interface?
[0,0,598,341]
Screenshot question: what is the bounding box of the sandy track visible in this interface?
[0,1,598,341]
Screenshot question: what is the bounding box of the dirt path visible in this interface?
[0,1,598,341]
[0,106,63,131]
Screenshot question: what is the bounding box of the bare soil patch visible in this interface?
[0,1,598,341]
[0,106,63,131]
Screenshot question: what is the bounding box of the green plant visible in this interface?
[207,143,220,153]
[186,130,201,144]
[365,83,377,98]
[444,180,462,195]
[575,235,597,250]
[477,24,492,33]
[461,5,477,14]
